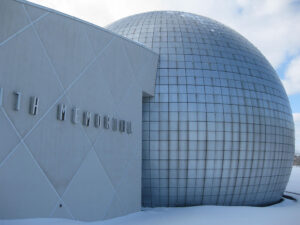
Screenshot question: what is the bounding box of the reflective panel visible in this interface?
[108,11,295,207]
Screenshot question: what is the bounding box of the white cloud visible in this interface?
[28,0,300,70]
[294,113,300,154]
[282,56,300,95]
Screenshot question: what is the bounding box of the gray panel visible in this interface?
[24,96,93,196]
[114,157,142,214]
[0,0,29,43]
[51,202,74,220]
[93,86,142,188]
[0,26,64,137]
[122,39,159,96]
[93,38,135,104]
[104,195,126,220]
[85,25,114,55]
[34,13,95,89]
[0,143,59,219]
[62,150,115,221]
[0,109,20,163]
[108,11,295,207]
[24,3,47,21]
[65,42,118,144]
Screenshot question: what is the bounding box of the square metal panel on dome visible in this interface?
[107,11,294,208]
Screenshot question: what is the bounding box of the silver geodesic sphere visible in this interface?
[107,11,294,207]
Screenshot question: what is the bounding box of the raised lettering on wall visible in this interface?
[112,118,118,131]
[119,120,125,132]
[0,89,133,134]
[72,107,79,124]
[29,96,39,116]
[14,91,21,111]
[83,112,91,127]
[126,121,132,134]
[94,114,101,128]
[57,104,67,121]
[104,116,110,129]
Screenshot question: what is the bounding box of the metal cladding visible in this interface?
[108,11,295,207]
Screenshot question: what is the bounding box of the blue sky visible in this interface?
[30,0,300,153]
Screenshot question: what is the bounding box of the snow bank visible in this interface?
[1,167,299,225]
[286,166,300,193]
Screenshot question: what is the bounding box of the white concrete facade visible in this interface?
[0,0,158,221]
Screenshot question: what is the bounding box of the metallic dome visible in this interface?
[107,11,295,207]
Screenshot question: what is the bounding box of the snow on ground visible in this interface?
[1,166,300,225]
[287,166,300,193]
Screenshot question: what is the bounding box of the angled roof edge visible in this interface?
[14,0,158,58]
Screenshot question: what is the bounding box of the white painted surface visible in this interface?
[0,0,158,221]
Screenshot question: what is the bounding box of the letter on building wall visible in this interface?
[119,120,125,132]
[29,96,39,116]
[104,116,110,129]
[112,118,118,131]
[126,121,132,134]
[72,107,79,124]
[57,104,67,121]
[83,112,91,127]
[94,114,101,128]
[14,92,21,111]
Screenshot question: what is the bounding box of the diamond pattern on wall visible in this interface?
[85,25,114,55]
[50,201,74,220]
[96,38,135,104]
[0,0,29,43]
[0,25,64,138]
[24,3,48,22]
[65,51,116,145]
[104,195,127,220]
[62,150,116,221]
[0,143,59,219]
[24,96,93,196]
[93,131,132,188]
[34,13,96,89]
[0,0,158,221]
[0,109,20,163]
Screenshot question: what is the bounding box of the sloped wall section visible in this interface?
[0,0,158,221]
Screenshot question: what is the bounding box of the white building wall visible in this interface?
[0,0,158,221]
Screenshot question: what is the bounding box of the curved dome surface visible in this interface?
[107,11,294,207]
